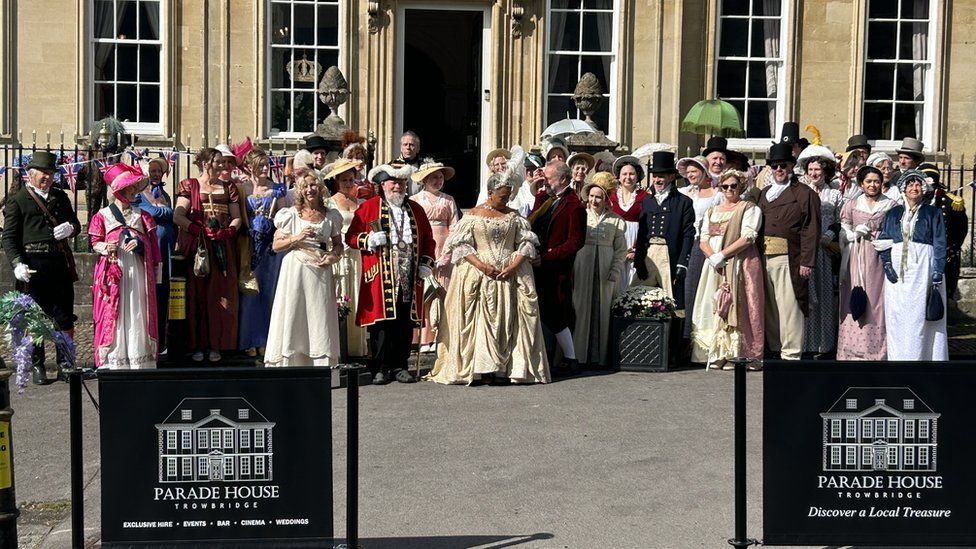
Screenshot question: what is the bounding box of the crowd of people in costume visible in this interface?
[1,122,966,385]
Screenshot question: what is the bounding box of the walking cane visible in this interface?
[417,275,443,379]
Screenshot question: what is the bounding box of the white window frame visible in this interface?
[198,430,208,449]
[846,398,858,410]
[875,419,885,438]
[197,457,207,475]
[241,429,250,449]
[223,429,234,450]
[846,446,856,466]
[861,0,939,149]
[905,447,914,466]
[904,420,915,439]
[238,409,249,420]
[888,447,898,466]
[846,419,856,439]
[831,419,841,438]
[903,399,915,410]
[863,419,873,439]
[181,430,191,450]
[919,446,929,465]
[166,457,177,477]
[89,0,166,134]
[919,419,929,439]
[544,0,619,138]
[181,409,191,420]
[255,456,266,476]
[266,0,343,139]
[714,0,792,149]
[887,419,898,439]
[831,446,841,465]
[166,431,176,450]
[862,446,872,465]
[241,456,251,476]
[181,457,191,477]
[255,429,265,449]
[210,430,220,449]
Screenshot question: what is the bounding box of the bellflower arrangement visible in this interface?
[611,286,677,321]
[0,291,76,393]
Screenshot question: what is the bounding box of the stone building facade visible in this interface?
[2,0,975,189]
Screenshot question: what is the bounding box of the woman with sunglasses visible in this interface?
[690,170,765,370]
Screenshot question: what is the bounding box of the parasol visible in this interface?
[681,99,744,138]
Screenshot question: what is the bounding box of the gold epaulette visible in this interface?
[946,192,965,211]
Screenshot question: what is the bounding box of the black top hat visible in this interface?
[918,162,940,184]
[776,122,800,145]
[766,142,796,165]
[648,151,679,174]
[304,135,329,152]
[25,151,58,172]
[702,136,728,157]
[846,134,872,153]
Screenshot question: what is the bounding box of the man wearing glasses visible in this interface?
[758,142,821,361]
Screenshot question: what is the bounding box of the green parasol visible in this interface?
[681,99,744,138]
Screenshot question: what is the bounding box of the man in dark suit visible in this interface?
[529,161,585,375]
[758,142,821,360]
[634,151,695,310]
[2,151,81,384]
[920,163,968,300]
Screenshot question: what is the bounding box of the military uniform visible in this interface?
[930,188,967,297]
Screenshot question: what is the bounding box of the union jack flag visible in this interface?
[127,148,149,162]
[269,155,286,181]
[58,162,80,192]
[95,158,115,174]
[164,151,181,166]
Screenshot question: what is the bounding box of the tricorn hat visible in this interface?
[368,163,414,184]
[776,122,800,145]
[24,151,58,172]
[766,142,796,165]
[702,136,729,157]
[918,162,940,185]
[648,151,679,175]
[304,135,330,153]
[896,137,925,160]
[846,134,872,153]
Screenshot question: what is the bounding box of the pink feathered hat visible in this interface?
[104,163,149,201]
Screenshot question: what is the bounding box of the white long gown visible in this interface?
[264,207,342,367]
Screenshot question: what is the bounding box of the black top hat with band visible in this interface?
[702,136,728,157]
[304,135,329,152]
[25,151,58,172]
[766,142,796,165]
[846,134,872,153]
[648,151,679,174]
[776,122,800,145]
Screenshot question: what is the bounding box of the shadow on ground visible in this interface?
[332,533,554,548]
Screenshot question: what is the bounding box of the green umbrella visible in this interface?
[681,99,744,138]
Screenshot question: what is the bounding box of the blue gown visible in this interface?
[238,193,285,350]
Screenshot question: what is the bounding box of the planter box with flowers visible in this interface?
[610,286,676,372]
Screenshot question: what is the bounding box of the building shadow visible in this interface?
[333,532,554,548]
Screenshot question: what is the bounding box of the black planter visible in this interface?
[611,316,670,372]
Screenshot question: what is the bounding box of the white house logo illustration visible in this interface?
[154,397,276,483]
[820,388,939,472]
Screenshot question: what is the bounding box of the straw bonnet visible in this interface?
[612,155,644,181]
[677,156,707,179]
[324,158,363,180]
[411,160,455,183]
[543,137,570,161]
[567,152,596,172]
[485,148,511,167]
[147,157,170,175]
[582,171,618,199]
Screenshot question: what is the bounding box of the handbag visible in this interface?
[192,243,210,277]
[714,281,732,321]
[926,284,944,321]
[848,240,868,321]
[236,183,260,295]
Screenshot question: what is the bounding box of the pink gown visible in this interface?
[410,190,459,345]
[89,206,161,369]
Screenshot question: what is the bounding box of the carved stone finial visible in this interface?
[318,66,349,124]
[368,1,381,34]
[573,73,604,128]
[511,2,525,39]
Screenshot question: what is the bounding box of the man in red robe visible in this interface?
[347,163,436,384]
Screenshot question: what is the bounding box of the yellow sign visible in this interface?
[168,279,186,320]
[0,422,12,490]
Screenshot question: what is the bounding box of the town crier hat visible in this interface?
[647,151,679,174]
[368,163,414,185]
[25,151,58,172]
[766,142,796,165]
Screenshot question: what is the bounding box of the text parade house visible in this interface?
[820,388,940,473]
[155,398,276,483]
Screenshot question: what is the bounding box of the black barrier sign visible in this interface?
[763,361,976,546]
[99,368,333,548]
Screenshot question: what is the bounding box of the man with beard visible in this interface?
[347,163,436,384]
[528,161,585,375]
[758,142,821,360]
[633,151,695,310]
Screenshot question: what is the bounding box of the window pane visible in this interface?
[753,1,781,16]
[117,44,139,81]
[140,45,161,83]
[318,49,339,79]
[118,0,137,39]
[270,91,290,133]
[750,19,780,58]
[271,48,290,88]
[584,0,613,8]
[867,21,897,59]
[294,48,316,89]
[93,43,116,81]
[716,61,747,98]
[547,95,577,124]
[746,100,774,138]
[550,12,580,51]
[722,0,749,16]
[719,18,749,57]
[139,85,159,122]
[549,55,580,94]
[580,55,610,93]
[95,83,114,119]
[582,12,613,52]
[140,1,160,41]
[895,63,925,101]
[317,5,339,47]
[117,84,137,121]
[293,92,316,133]
[293,3,315,46]
[899,22,928,60]
[94,0,116,38]
[592,100,610,136]
[748,60,777,98]
[271,3,290,45]
[552,0,582,8]
[869,0,897,19]
[901,0,930,19]
[726,100,746,128]
[864,63,895,100]
[895,103,922,139]
[863,102,894,140]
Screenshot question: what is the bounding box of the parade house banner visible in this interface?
[99,368,334,548]
[763,361,976,546]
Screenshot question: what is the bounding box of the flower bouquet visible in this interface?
[0,291,76,393]
[336,294,352,321]
[611,286,677,321]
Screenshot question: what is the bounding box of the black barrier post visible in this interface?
[344,364,362,549]
[0,361,20,548]
[68,369,84,549]
[728,357,757,548]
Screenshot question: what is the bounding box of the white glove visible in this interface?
[872,239,894,252]
[53,222,74,241]
[708,252,726,269]
[13,262,30,282]
[418,265,433,279]
[366,231,388,251]
[853,224,872,242]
